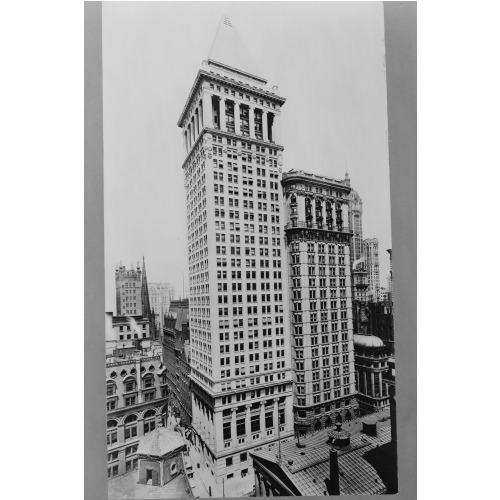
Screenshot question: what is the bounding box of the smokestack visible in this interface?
[325,449,340,495]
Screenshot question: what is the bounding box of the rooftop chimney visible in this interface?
[325,449,340,495]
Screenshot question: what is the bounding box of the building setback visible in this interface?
[282,170,358,434]
[177,17,294,483]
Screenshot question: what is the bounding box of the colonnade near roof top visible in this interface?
[183,90,281,153]
[288,192,350,232]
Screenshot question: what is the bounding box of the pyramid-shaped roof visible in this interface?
[208,15,264,82]
[137,427,185,458]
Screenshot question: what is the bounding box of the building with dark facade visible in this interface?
[282,170,358,434]
[162,299,192,427]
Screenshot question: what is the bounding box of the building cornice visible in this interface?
[282,171,351,194]
[177,69,286,128]
[181,126,284,170]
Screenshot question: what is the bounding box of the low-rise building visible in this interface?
[137,424,186,486]
[106,345,169,479]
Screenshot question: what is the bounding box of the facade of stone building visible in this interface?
[363,238,381,302]
[282,170,359,434]
[178,16,294,483]
[353,334,390,415]
[106,348,169,479]
[162,299,192,426]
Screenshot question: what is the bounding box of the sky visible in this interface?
[103,1,392,313]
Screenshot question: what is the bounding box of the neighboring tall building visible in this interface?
[105,344,169,479]
[148,282,175,329]
[387,248,393,304]
[115,258,157,339]
[282,170,358,434]
[348,187,363,262]
[363,238,381,302]
[351,258,369,335]
[115,262,143,316]
[162,299,192,427]
[177,16,294,484]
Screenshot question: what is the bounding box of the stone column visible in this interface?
[249,105,256,139]
[298,194,306,222]
[272,113,281,143]
[260,401,265,436]
[187,125,191,150]
[363,370,368,396]
[117,423,125,444]
[245,404,251,443]
[231,408,237,444]
[262,110,268,142]
[234,102,241,135]
[195,109,200,136]
[198,102,203,132]
[184,131,188,153]
[191,117,196,143]
[219,97,226,132]
[273,398,279,435]
[371,371,375,398]
[202,92,213,128]
[342,203,349,231]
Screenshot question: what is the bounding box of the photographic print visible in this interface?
[97,2,413,498]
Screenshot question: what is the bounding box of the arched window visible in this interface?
[124,377,137,393]
[143,409,156,435]
[143,374,154,389]
[170,462,177,474]
[124,414,138,440]
[314,420,322,431]
[290,194,296,205]
[107,381,116,396]
[107,420,118,446]
[325,416,333,428]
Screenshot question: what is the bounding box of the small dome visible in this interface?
[354,334,385,348]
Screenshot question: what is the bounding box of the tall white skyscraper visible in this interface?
[363,238,381,302]
[178,16,294,483]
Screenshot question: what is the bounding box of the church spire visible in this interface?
[141,256,150,318]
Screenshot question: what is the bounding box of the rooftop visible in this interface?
[353,334,386,349]
[137,427,185,458]
[251,410,392,496]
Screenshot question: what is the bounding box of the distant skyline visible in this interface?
[103,2,392,313]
